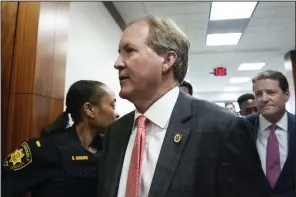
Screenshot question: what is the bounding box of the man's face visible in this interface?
[114,21,164,101]
[253,79,289,118]
[241,99,257,116]
[226,104,236,113]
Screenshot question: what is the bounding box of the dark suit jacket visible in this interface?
[246,112,296,197]
[98,91,265,197]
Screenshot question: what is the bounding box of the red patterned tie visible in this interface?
[266,123,281,188]
[125,115,148,197]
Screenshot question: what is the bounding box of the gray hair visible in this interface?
[127,16,190,84]
[252,70,289,92]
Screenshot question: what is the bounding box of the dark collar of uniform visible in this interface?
[65,126,104,152]
[60,126,82,144]
[55,126,97,155]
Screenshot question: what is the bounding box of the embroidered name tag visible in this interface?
[72,156,88,160]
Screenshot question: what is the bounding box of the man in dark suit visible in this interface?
[98,16,263,197]
[246,70,296,197]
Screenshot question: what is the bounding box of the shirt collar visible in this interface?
[259,111,288,131]
[133,86,179,129]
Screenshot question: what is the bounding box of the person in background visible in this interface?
[179,80,193,95]
[225,102,237,114]
[98,15,263,197]
[246,70,296,197]
[2,80,117,197]
[237,93,258,116]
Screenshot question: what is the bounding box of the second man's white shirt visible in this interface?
[256,112,288,175]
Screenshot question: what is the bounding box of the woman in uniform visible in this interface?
[2,80,118,197]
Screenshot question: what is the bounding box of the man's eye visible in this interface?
[126,48,135,53]
[111,104,116,109]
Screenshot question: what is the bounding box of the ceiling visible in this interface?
[113,1,295,97]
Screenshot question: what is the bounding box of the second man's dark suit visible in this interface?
[246,112,296,197]
[99,91,266,197]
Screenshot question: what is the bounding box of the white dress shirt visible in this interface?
[256,112,288,175]
[117,87,179,197]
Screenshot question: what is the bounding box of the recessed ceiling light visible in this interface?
[238,63,266,71]
[184,79,190,83]
[206,33,242,46]
[229,77,250,83]
[224,87,240,92]
[210,2,257,20]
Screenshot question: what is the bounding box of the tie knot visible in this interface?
[137,115,148,128]
[269,124,277,133]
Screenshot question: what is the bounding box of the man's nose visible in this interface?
[114,56,125,70]
[261,92,269,102]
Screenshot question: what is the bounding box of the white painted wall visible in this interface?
[195,91,253,102]
[64,2,134,117]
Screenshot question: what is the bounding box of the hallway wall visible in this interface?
[65,2,135,117]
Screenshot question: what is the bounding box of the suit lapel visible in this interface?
[148,92,192,197]
[108,111,135,197]
[275,112,296,189]
[251,114,272,190]
[250,113,260,141]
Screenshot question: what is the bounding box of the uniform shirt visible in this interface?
[2,126,100,197]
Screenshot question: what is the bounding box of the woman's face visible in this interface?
[91,86,117,130]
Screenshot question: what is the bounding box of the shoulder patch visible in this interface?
[3,142,32,171]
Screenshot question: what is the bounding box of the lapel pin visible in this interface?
[174,133,182,143]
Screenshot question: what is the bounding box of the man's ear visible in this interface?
[284,90,290,102]
[162,51,177,74]
[83,102,94,119]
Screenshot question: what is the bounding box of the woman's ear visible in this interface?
[83,102,94,119]
[162,51,177,74]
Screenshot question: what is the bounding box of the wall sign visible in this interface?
[213,67,227,76]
